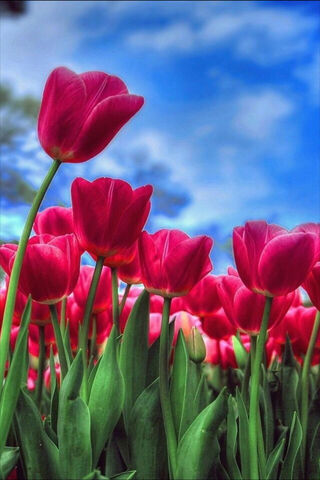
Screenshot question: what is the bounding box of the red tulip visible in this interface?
[303,262,320,310]
[38,67,144,163]
[217,270,294,335]
[201,308,237,340]
[34,206,74,236]
[73,265,112,313]
[138,229,213,297]
[72,177,152,262]
[0,234,80,304]
[182,274,221,317]
[44,363,61,390]
[293,223,320,260]
[233,220,316,296]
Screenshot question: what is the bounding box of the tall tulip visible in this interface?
[38,67,144,163]
[233,220,316,297]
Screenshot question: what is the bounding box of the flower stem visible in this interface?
[111,268,120,333]
[79,256,104,401]
[0,160,60,392]
[159,297,177,478]
[60,297,67,336]
[119,283,131,315]
[50,303,68,380]
[301,309,320,470]
[35,325,46,408]
[248,296,273,480]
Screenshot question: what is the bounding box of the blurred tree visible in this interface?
[0,1,26,16]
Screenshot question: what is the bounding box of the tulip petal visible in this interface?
[0,244,18,275]
[164,236,213,294]
[72,94,144,163]
[38,67,86,158]
[232,227,252,289]
[138,232,168,292]
[258,232,316,296]
[34,206,74,236]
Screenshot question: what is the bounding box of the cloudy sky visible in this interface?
[1,1,319,272]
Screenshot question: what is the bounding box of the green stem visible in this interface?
[248,296,273,480]
[111,268,120,333]
[50,303,68,380]
[159,297,177,478]
[79,256,104,401]
[60,297,67,336]
[0,160,60,391]
[35,325,46,408]
[119,283,131,316]
[301,309,320,470]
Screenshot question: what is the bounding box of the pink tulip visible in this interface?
[38,67,144,163]
[34,206,74,236]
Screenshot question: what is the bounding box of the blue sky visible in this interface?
[1,1,319,272]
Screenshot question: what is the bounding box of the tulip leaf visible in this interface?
[58,350,92,479]
[175,388,228,480]
[119,290,150,429]
[281,336,299,427]
[63,321,74,365]
[0,446,19,480]
[232,335,248,369]
[14,389,60,479]
[82,470,108,480]
[111,471,136,480]
[279,411,302,480]
[128,379,168,480]
[261,365,274,456]
[0,297,31,454]
[105,430,127,478]
[89,326,124,466]
[235,387,250,480]
[307,387,320,479]
[49,347,59,433]
[226,396,242,480]
[266,437,285,480]
[146,320,174,387]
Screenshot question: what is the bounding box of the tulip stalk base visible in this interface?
[0,160,61,391]
[301,309,320,471]
[111,268,120,333]
[248,296,273,480]
[159,297,177,479]
[119,283,131,316]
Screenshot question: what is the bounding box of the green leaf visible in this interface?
[119,290,149,430]
[266,438,285,480]
[232,335,248,369]
[279,411,302,480]
[111,471,136,480]
[82,470,108,480]
[236,387,250,480]
[14,389,60,479]
[281,336,299,427]
[128,379,168,480]
[146,321,174,387]
[49,347,59,434]
[307,387,320,479]
[0,446,19,480]
[0,297,31,454]
[226,396,242,479]
[89,326,124,466]
[261,365,274,456]
[63,321,74,365]
[175,388,228,480]
[58,351,92,479]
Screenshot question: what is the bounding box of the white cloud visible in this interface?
[233,89,293,139]
[294,51,320,105]
[128,22,196,52]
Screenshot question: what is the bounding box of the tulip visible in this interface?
[217,270,294,335]
[138,229,213,298]
[38,67,144,163]
[34,206,74,236]
[118,242,142,284]
[186,326,206,363]
[233,220,316,296]
[293,223,320,260]
[182,274,221,317]
[303,262,320,310]
[0,234,80,304]
[73,265,112,313]
[72,177,152,260]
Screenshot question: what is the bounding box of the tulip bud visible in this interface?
[186,326,206,364]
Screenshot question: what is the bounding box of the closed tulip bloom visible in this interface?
[218,271,294,335]
[34,206,74,236]
[38,67,144,163]
[72,177,152,260]
[293,223,320,260]
[233,220,316,296]
[139,229,213,297]
[303,262,320,310]
[182,274,221,317]
[0,234,80,304]
[73,265,112,313]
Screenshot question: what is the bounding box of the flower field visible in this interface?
[0,67,319,480]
